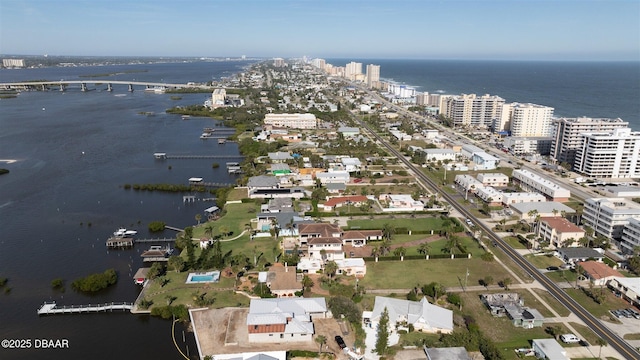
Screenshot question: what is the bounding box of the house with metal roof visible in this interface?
[557,247,603,264]
[532,339,568,360]
[481,293,545,328]
[366,296,453,334]
[247,297,328,343]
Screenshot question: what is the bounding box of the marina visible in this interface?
[37,301,133,315]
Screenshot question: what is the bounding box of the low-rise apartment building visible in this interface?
[621,218,640,254]
[512,169,570,202]
[536,217,585,248]
[476,173,509,187]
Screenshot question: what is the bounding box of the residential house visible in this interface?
[532,339,569,360]
[298,223,342,247]
[246,297,328,343]
[477,173,509,187]
[510,202,575,222]
[557,247,604,264]
[316,171,350,184]
[578,261,623,286]
[424,347,472,360]
[268,152,293,163]
[480,293,545,328]
[341,229,383,247]
[270,163,291,176]
[366,296,453,334]
[334,258,367,278]
[325,183,347,194]
[247,175,280,196]
[307,237,344,261]
[319,195,368,212]
[341,157,362,173]
[378,194,424,212]
[266,263,302,298]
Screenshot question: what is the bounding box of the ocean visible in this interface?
[0,59,638,359]
[328,59,640,129]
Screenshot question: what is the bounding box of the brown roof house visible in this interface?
[578,260,623,286]
[266,263,302,298]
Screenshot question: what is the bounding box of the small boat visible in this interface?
[200,133,214,139]
[113,228,137,237]
[203,127,215,132]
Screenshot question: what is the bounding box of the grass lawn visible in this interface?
[569,322,601,345]
[358,258,511,289]
[564,288,629,322]
[623,333,640,340]
[347,216,447,232]
[425,236,487,257]
[503,236,527,249]
[524,254,564,269]
[226,188,248,201]
[531,288,571,317]
[546,269,578,284]
[458,291,568,357]
[192,202,257,241]
[485,240,536,284]
[142,271,249,310]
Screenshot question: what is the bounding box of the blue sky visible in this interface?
[1,0,638,60]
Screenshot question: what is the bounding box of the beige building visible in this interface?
[477,173,509,187]
[441,94,504,128]
[210,88,226,108]
[536,217,585,248]
[264,113,317,129]
[500,103,554,137]
[365,64,380,88]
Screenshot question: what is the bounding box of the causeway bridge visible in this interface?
[0,80,214,92]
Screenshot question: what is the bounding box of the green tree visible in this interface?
[382,223,395,242]
[204,224,214,239]
[324,261,338,280]
[375,307,390,355]
[501,277,512,290]
[596,337,607,358]
[418,243,431,258]
[315,334,327,353]
[302,275,314,292]
[483,275,493,288]
[168,255,185,273]
[195,213,202,225]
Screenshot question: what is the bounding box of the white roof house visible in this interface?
[510,202,575,221]
[341,157,362,172]
[368,296,453,334]
[475,186,503,205]
[247,298,328,343]
[532,339,568,360]
[472,152,500,170]
[608,277,640,307]
[316,171,350,184]
[423,148,457,162]
[477,173,509,187]
[502,192,546,205]
[455,174,484,192]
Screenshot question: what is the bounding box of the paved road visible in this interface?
[351,115,639,360]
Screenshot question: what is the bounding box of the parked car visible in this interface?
[546,266,559,271]
[335,335,346,349]
[560,334,580,343]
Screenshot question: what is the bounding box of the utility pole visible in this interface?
[464,267,469,292]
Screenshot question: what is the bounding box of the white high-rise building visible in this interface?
[574,128,640,179]
[273,58,285,67]
[416,92,441,107]
[365,64,380,88]
[582,197,640,243]
[311,58,326,70]
[550,117,629,167]
[441,94,504,127]
[345,62,362,80]
[500,103,554,137]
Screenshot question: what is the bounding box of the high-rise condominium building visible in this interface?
[365,64,380,88]
[273,58,285,67]
[574,128,640,179]
[311,58,326,70]
[416,93,441,107]
[582,197,640,243]
[499,103,554,137]
[345,62,362,80]
[2,58,25,68]
[550,117,629,167]
[441,94,504,127]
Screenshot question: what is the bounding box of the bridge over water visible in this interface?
[0,80,214,92]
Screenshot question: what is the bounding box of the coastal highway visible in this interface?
[355,118,640,360]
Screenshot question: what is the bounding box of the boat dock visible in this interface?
[164,225,184,232]
[106,237,134,248]
[154,153,243,160]
[134,238,175,243]
[37,301,133,315]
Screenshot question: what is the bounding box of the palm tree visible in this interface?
[195,213,202,225]
[204,224,214,239]
[418,243,431,259]
[324,261,338,280]
[596,338,607,358]
[393,246,406,260]
[315,335,327,353]
[444,235,461,254]
[382,223,395,242]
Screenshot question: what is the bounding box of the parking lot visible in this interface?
[610,307,640,320]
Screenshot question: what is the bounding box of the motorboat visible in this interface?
[114,228,137,237]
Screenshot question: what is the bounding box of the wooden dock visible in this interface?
[37,301,133,315]
[134,238,175,243]
[106,236,134,248]
[162,154,244,159]
[164,225,183,232]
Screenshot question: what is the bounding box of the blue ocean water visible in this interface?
[328,59,640,129]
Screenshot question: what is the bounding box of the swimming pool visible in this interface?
[185,271,220,284]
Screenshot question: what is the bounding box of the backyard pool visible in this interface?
[185,271,220,284]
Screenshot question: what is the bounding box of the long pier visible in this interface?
[134,238,175,243]
[165,155,244,159]
[37,301,133,315]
